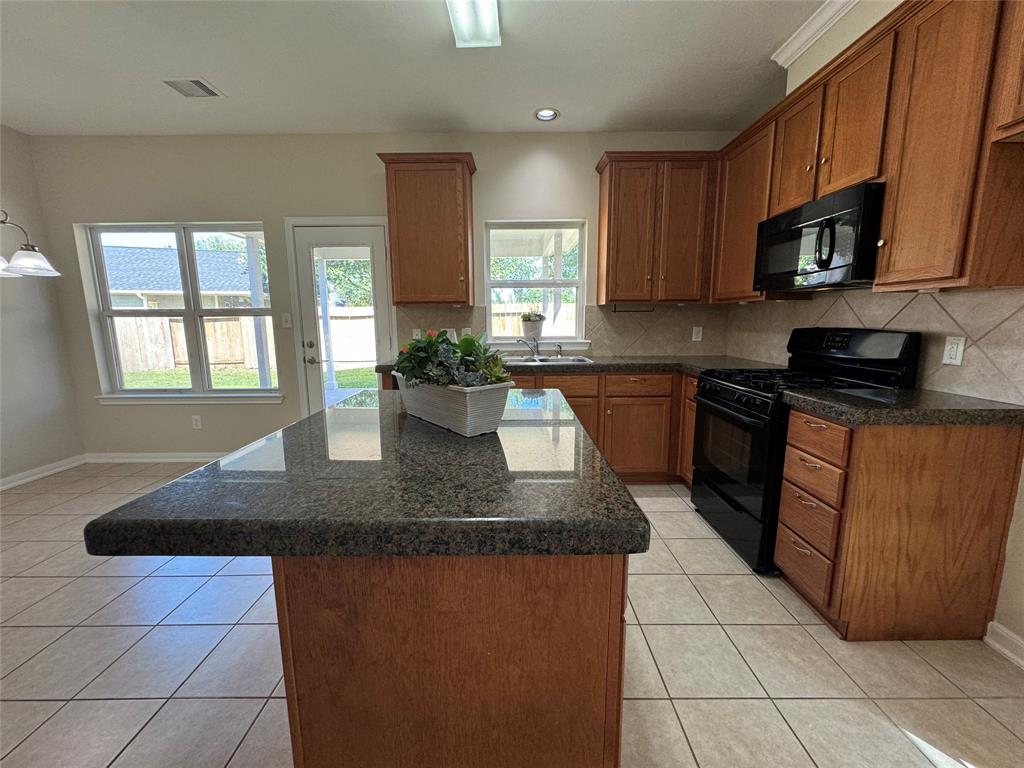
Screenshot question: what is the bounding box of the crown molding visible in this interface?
[771,0,859,69]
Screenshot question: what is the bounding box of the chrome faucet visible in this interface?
[517,337,541,359]
[555,344,564,358]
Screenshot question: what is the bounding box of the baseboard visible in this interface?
[1,451,224,490]
[0,454,88,490]
[985,621,1024,670]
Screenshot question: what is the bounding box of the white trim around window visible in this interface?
[86,222,280,398]
[484,220,587,347]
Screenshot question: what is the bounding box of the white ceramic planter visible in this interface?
[521,319,544,341]
[393,372,513,437]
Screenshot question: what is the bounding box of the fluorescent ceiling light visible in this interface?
[534,107,559,122]
[446,0,501,48]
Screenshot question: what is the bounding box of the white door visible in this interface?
[292,225,394,414]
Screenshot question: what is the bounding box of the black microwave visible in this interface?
[754,182,885,292]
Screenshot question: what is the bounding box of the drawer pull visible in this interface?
[790,538,812,556]
[802,420,829,430]
[628,377,643,382]
[799,457,822,470]
[794,492,817,508]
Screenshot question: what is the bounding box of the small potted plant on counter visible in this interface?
[392,330,513,437]
[520,312,545,342]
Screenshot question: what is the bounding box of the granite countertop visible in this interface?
[84,390,650,558]
[376,355,779,377]
[784,388,1024,427]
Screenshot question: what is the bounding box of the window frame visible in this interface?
[88,222,278,396]
[484,220,587,344]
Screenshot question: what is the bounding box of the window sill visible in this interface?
[95,393,285,406]
[490,339,591,353]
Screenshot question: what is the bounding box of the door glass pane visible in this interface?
[202,316,278,389]
[489,227,580,280]
[489,286,577,338]
[313,246,378,408]
[113,316,191,389]
[99,231,185,309]
[191,230,271,308]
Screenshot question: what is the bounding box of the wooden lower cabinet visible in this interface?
[777,410,1024,641]
[566,397,600,443]
[603,397,672,474]
[677,385,697,485]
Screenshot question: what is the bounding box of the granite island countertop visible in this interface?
[84,390,650,558]
[783,388,1024,427]
[376,354,779,377]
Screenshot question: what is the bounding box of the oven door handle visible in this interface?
[695,395,767,429]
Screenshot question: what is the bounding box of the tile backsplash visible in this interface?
[726,288,1024,405]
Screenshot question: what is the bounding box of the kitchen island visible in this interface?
[85,389,649,768]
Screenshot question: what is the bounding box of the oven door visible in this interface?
[691,394,775,570]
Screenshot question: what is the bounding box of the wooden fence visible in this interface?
[116,316,276,372]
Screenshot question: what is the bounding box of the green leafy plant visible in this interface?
[520,312,546,322]
[395,330,509,388]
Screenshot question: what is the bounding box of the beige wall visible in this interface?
[785,0,902,93]
[0,126,83,477]
[780,0,1024,641]
[27,130,734,456]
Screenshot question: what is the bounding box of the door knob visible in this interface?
[305,356,321,365]
[305,340,316,349]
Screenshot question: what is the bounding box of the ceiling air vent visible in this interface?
[163,78,223,98]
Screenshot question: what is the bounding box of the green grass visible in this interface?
[121,365,377,390]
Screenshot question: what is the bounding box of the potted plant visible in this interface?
[392,330,513,437]
[521,312,545,342]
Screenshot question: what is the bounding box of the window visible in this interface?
[485,222,585,342]
[88,224,277,393]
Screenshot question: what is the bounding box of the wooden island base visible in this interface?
[272,554,628,768]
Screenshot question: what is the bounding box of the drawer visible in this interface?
[775,524,834,609]
[540,374,599,398]
[778,480,841,558]
[787,412,851,467]
[784,446,847,508]
[604,373,673,397]
[508,374,537,389]
[684,375,698,401]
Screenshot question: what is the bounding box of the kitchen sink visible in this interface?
[504,356,594,365]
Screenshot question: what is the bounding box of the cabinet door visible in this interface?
[874,0,1000,287]
[817,34,894,197]
[385,161,472,304]
[992,0,1024,137]
[605,161,659,301]
[769,87,824,216]
[566,397,600,444]
[603,397,671,473]
[678,397,697,484]
[711,125,774,302]
[655,161,710,301]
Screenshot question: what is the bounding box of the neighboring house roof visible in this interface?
[104,246,256,293]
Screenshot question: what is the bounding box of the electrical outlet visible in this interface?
[462,327,473,338]
[191,415,202,430]
[280,313,292,329]
[942,336,966,366]
[444,327,456,339]
[412,329,422,340]
[692,326,703,342]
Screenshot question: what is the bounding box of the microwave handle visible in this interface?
[814,217,836,269]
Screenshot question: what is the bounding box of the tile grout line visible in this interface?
[221,696,272,768]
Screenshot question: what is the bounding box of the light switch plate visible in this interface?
[412,329,422,340]
[444,328,456,339]
[191,415,202,430]
[942,336,966,366]
[692,326,703,342]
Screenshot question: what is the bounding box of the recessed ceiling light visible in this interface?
[446,0,501,48]
[534,108,560,122]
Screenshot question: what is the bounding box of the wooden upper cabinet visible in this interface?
[769,87,823,216]
[599,160,658,302]
[711,125,774,303]
[378,153,475,304]
[991,0,1024,139]
[655,160,713,302]
[817,33,895,197]
[873,0,1000,288]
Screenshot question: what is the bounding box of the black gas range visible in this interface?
[690,328,921,573]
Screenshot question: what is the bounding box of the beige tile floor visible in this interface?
[0,464,1022,767]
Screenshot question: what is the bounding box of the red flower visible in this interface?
[400,345,409,353]
[426,329,438,337]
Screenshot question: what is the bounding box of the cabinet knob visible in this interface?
[804,164,812,172]
[877,239,886,247]
[647,275,652,280]
[606,410,612,415]
[820,157,829,165]
[459,276,465,281]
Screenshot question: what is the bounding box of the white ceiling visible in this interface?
[0,0,820,136]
